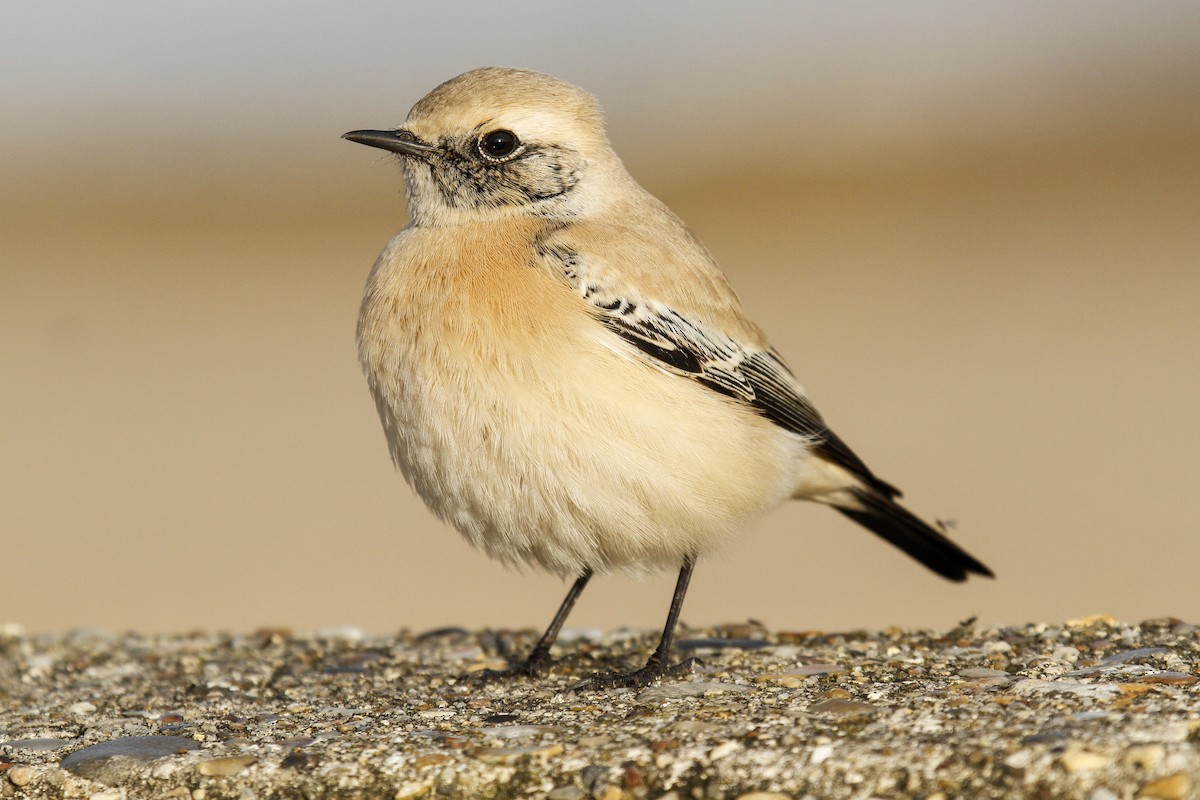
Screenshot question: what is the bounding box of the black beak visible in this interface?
[342,129,437,156]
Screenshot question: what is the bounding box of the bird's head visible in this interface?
[344,67,624,226]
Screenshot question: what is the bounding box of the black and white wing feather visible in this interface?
[539,238,992,581]
[553,256,901,499]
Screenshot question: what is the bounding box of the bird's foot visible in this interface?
[571,656,702,691]
[467,649,554,682]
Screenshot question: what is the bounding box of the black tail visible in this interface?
[835,489,993,581]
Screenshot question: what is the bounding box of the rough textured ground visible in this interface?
[1,618,1197,800]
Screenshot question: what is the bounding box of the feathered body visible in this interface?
[353,67,990,589]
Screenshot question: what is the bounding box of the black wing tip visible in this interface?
[939,557,996,582]
[836,490,994,582]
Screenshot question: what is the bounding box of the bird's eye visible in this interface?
[478,129,520,160]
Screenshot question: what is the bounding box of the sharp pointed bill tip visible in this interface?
[342,129,436,156]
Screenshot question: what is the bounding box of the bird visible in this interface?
[344,67,992,689]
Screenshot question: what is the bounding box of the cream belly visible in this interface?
[357,224,804,577]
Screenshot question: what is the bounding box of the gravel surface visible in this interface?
[1,617,1198,799]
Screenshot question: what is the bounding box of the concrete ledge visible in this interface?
[1,619,1197,799]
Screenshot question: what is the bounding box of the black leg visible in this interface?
[475,568,593,680]
[572,557,701,690]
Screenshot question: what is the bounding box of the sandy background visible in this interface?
[3,3,1198,636]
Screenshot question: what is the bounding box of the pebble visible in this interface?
[416,709,456,719]
[958,667,1011,679]
[1058,748,1113,773]
[754,673,806,688]
[734,794,793,800]
[61,736,201,781]
[7,766,36,786]
[314,626,365,642]
[1012,678,1120,699]
[0,738,71,751]
[1135,672,1197,686]
[1138,773,1192,799]
[678,637,771,652]
[807,698,879,716]
[393,780,430,799]
[468,743,564,764]
[195,755,257,776]
[1101,647,1168,664]
[1123,744,1165,770]
[709,740,740,760]
[810,744,834,765]
[480,724,561,739]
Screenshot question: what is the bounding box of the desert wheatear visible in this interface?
[345,67,991,689]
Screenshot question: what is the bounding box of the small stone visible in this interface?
[592,785,621,800]
[68,702,97,715]
[959,668,1011,679]
[1138,773,1192,799]
[61,736,200,781]
[468,743,563,765]
[1123,744,1165,770]
[1135,672,1197,686]
[1089,788,1119,800]
[547,787,585,800]
[7,766,35,786]
[417,709,456,719]
[807,698,879,716]
[1058,748,1113,774]
[810,744,834,765]
[735,794,793,800]
[754,674,803,688]
[195,755,257,776]
[480,724,561,739]
[411,754,451,769]
[90,792,124,800]
[709,740,740,760]
[792,663,843,676]
[1100,647,1169,664]
[0,738,70,751]
[393,781,430,799]
[578,735,613,747]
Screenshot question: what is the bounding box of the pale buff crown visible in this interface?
[406,67,606,147]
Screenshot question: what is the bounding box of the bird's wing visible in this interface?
[536,227,900,499]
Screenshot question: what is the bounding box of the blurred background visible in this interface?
[3,2,1198,637]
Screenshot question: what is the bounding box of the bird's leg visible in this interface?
[474,568,593,680]
[573,557,701,690]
